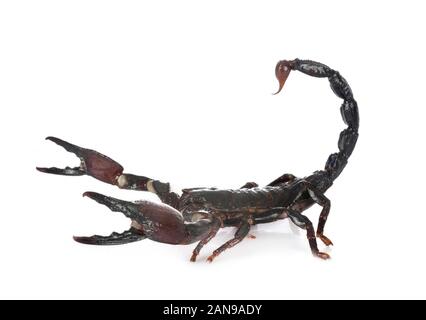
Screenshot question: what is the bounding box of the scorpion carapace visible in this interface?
[37,59,359,261]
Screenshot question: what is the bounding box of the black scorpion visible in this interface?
[37,59,359,261]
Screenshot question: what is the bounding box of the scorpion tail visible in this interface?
[275,59,359,184]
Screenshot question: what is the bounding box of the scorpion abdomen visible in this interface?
[181,186,291,212]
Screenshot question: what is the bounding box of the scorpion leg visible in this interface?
[74,227,146,245]
[240,183,261,237]
[306,186,333,246]
[207,221,250,263]
[287,209,330,260]
[240,182,259,237]
[190,217,221,262]
[239,182,259,239]
[37,137,179,207]
[290,180,333,246]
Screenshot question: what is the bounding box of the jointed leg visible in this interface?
[190,217,221,262]
[241,182,259,237]
[287,209,330,260]
[37,137,179,207]
[291,180,333,246]
[207,221,250,262]
[240,181,259,241]
[307,187,333,246]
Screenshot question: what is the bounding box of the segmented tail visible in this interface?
[275,59,359,186]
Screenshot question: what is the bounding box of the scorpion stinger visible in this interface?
[273,59,293,95]
[38,58,359,262]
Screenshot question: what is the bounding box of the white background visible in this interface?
[1,0,425,299]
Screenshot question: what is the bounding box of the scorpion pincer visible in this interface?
[37,58,359,262]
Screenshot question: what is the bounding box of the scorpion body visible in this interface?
[37,58,358,261]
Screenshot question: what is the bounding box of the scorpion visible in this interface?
[37,58,359,262]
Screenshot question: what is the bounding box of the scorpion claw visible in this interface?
[37,136,124,184]
[73,194,146,246]
[37,137,86,175]
[273,60,294,95]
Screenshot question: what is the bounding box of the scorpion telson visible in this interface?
[37,58,359,261]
